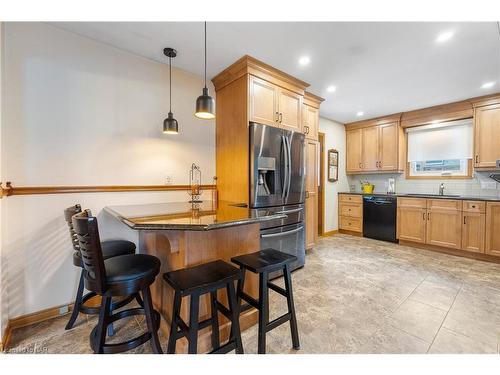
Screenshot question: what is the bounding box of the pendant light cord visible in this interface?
[169,54,172,113]
[204,21,207,89]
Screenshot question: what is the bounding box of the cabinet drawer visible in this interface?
[397,197,427,209]
[462,200,485,213]
[339,216,362,232]
[339,194,362,204]
[339,203,362,218]
[427,199,461,211]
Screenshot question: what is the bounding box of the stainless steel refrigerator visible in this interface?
[249,122,306,272]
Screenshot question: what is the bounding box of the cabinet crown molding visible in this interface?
[211,54,310,95]
[304,92,325,109]
[345,113,402,130]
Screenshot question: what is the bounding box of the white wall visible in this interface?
[1,22,216,318]
[319,117,348,232]
[0,21,6,343]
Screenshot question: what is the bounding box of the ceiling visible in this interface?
[50,22,500,123]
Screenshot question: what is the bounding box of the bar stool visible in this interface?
[163,260,243,354]
[72,210,163,354]
[64,204,138,333]
[231,248,299,354]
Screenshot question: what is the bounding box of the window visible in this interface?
[406,119,472,178]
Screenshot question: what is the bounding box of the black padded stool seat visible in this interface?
[72,210,163,354]
[105,254,160,285]
[231,248,300,354]
[64,204,138,332]
[163,260,244,354]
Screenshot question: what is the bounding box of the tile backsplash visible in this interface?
[347,172,500,198]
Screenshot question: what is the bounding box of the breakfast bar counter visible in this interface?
[105,201,286,353]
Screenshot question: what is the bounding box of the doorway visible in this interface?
[318,132,325,237]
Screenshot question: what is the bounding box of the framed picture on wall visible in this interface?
[328,149,338,182]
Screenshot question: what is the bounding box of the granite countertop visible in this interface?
[338,192,500,202]
[105,201,286,231]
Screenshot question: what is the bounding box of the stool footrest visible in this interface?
[266,312,291,332]
[209,341,237,354]
[267,282,287,297]
[215,301,231,320]
[239,291,259,310]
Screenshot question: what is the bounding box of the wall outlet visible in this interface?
[480,181,497,190]
[165,175,174,185]
[59,305,69,315]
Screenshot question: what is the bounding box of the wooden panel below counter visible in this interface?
[140,223,260,354]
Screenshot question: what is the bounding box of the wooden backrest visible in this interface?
[72,210,106,294]
[63,204,82,252]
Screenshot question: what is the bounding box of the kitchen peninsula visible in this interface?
[105,200,286,353]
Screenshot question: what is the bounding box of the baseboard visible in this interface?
[399,240,500,264]
[321,230,339,237]
[1,302,73,352]
[338,229,362,237]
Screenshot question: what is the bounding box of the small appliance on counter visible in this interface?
[387,177,396,194]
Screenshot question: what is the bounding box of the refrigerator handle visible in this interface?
[287,136,292,199]
[281,135,288,200]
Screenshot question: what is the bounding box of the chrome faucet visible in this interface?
[439,183,445,196]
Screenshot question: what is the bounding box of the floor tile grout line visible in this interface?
[426,283,463,353]
[393,274,428,313]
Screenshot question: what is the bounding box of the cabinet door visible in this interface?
[305,140,318,249]
[474,103,500,168]
[378,122,399,171]
[485,202,500,256]
[462,212,485,253]
[303,104,319,140]
[426,209,462,249]
[398,207,427,243]
[346,129,363,173]
[361,126,379,171]
[278,88,302,132]
[249,76,278,127]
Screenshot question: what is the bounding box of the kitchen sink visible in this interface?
[403,193,461,198]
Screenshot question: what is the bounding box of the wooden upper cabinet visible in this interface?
[361,126,379,171]
[346,129,363,173]
[474,103,500,169]
[378,122,399,171]
[303,104,319,140]
[485,202,500,256]
[278,88,302,132]
[249,75,278,126]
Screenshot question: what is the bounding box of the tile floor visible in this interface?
[4,234,500,354]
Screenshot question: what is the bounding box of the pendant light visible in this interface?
[195,22,215,119]
[163,47,179,134]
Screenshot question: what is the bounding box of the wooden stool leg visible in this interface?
[227,282,244,354]
[187,293,200,354]
[94,296,111,354]
[142,286,163,354]
[210,291,220,350]
[66,269,84,330]
[167,291,182,354]
[284,264,300,350]
[258,271,269,354]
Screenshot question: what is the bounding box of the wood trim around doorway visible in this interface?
[318,132,325,236]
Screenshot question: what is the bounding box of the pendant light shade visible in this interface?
[195,22,215,120]
[163,47,179,134]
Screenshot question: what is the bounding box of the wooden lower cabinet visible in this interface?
[398,206,426,243]
[338,194,363,234]
[305,140,318,249]
[462,212,486,253]
[485,202,500,256]
[426,209,462,249]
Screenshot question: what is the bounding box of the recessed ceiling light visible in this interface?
[356,111,364,117]
[436,31,454,43]
[481,81,496,89]
[298,56,310,66]
[327,86,336,93]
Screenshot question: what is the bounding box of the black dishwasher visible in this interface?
[363,195,397,243]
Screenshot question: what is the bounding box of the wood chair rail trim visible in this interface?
[0,182,216,198]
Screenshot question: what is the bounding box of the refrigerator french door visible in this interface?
[250,122,306,209]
